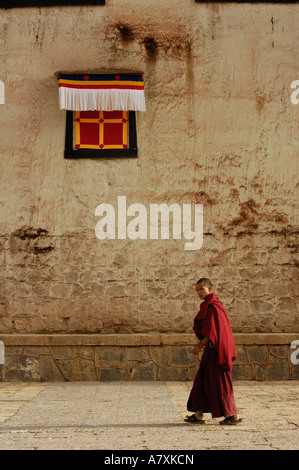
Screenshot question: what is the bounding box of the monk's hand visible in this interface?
[192,343,203,355]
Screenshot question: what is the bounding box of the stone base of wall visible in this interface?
[0,333,298,382]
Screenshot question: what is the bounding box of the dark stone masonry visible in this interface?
[0,333,298,382]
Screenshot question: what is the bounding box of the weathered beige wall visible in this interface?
[0,1,298,335]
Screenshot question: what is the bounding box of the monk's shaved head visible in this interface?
[196,278,212,287]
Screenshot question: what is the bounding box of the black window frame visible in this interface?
[1,0,105,8]
[195,0,298,2]
[64,110,138,159]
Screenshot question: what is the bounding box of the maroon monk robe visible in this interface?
[187,292,238,418]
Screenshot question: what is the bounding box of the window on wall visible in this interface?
[58,73,145,159]
[75,111,129,150]
[1,0,105,8]
[64,110,137,158]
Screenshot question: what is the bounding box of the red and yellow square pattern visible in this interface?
[75,111,128,149]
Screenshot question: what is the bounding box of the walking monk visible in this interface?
[185,278,242,425]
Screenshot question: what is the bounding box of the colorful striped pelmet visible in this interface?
[58,73,146,112]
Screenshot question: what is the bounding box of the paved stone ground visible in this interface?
[0,381,298,450]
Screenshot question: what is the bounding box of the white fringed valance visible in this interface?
[58,73,146,112]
